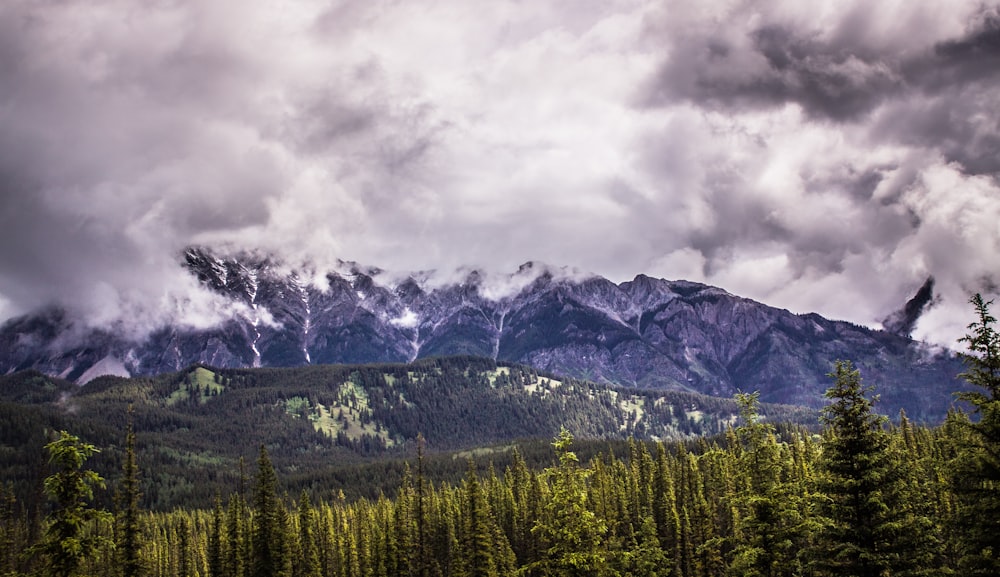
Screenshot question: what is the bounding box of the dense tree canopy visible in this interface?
[1,296,999,577]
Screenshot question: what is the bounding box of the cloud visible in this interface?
[0,0,997,351]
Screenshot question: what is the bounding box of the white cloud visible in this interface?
[0,0,997,349]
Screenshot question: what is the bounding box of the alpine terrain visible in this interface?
[0,247,962,418]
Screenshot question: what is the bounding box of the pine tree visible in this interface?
[395,465,416,577]
[225,493,246,577]
[208,496,225,577]
[651,443,681,574]
[728,392,806,577]
[31,431,114,577]
[617,515,671,577]
[949,293,1000,575]
[414,434,440,577]
[458,461,497,577]
[811,360,921,577]
[294,491,321,577]
[116,407,145,577]
[251,446,288,577]
[529,427,611,577]
[0,483,27,576]
[177,518,192,577]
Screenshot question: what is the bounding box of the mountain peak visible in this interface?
[0,247,964,420]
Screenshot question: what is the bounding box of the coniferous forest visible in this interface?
[1,295,999,577]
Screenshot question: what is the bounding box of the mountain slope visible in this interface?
[0,358,814,507]
[0,247,964,418]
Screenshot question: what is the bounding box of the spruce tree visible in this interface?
[116,407,145,577]
[31,431,113,577]
[949,293,1000,575]
[394,465,416,577]
[177,518,192,577]
[0,483,26,576]
[225,493,245,577]
[529,427,611,577]
[251,446,288,577]
[458,461,499,577]
[294,491,321,577]
[729,392,806,577]
[811,360,921,577]
[208,496,225,577]
[414,434,440,577]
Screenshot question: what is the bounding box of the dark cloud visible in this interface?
[924,8,1000,87]
[641,12,903,121]
[0,0,998,350]
[642,3,1000,136]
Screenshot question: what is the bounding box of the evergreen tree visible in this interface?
[458,461,497,577]
[225,493,246,577]
[811,360,926,577]
[652,443,681,576]
[395,465,416,577]
[208,496,225,577]
[31,431,114,577]
[616,515,671,577]
[529,428,611,577]
[0,483,27,576]
[116,407,145,577]
[728,392,806,577]
[294,492,321,577]
[251,446,288,577]
[177,518,192,577]
[414,434,440,577]
[949,293,1000,575]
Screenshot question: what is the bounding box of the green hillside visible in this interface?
[0,356,814,509]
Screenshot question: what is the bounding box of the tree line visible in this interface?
[1,294,998,577]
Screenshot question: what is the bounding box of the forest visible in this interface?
[0,294,998,577]
[0,356,815,510]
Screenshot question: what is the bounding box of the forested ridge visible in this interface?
[0,295,998,577]
[0,356,813,510]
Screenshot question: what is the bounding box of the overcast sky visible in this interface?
[1,0,998,348]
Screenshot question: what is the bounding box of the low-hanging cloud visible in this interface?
[0,0,998,350]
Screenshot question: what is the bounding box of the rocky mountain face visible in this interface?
[0,247,964,418]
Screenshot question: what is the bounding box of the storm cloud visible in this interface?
[0,0,998,349]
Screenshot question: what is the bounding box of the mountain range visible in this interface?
[0,247,965,420]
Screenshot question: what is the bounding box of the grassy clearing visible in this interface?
[452,444,515,460]
[484,367,511,387]
[157,446,225,467]
[522,375,563,394]
[166,368,223,406]
[618,395,645,431]
[284,394,395,447]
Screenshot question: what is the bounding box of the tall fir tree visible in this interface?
[116,407,145,577]
[728,392,807,577]
[294,491,321,577]
[529,428,612,577]
[31,431,114,577]
[225,493,246,577]
[811,360,931,577]
[458,461,497,577]
[251,446,288,577]
[208,496,225,577]
[949,293,1000,575]
[414,434,441,577]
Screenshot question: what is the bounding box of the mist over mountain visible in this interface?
[0,247,963,419]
